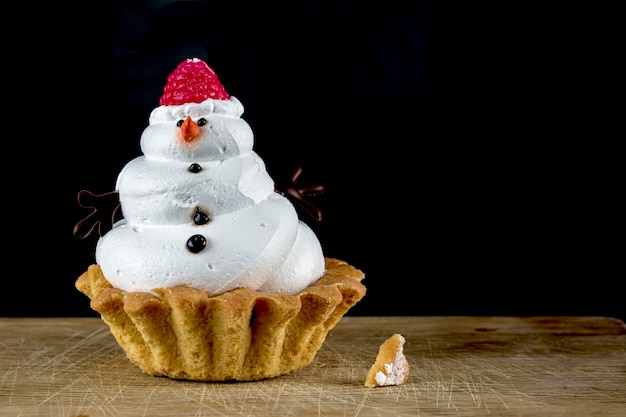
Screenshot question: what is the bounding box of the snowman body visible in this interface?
[95,96,325,295]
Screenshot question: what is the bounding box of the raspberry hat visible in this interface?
[159,58,229,106]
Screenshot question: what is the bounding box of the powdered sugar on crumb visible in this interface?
[364,333,410,387]
[376,354,408,386]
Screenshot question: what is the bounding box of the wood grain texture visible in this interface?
[1,316,625,417]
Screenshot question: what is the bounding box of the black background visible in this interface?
[5,2,622,321]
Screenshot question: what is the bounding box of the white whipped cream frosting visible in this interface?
[95,97,325,296]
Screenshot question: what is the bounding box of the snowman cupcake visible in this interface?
[74,58,365,382]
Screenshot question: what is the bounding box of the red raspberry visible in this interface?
[159,58,229,106]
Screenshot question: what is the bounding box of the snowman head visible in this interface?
[140,58,254,162]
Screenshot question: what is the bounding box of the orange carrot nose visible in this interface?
[179,115,201,142]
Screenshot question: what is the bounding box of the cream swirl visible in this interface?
[95,97,325,295]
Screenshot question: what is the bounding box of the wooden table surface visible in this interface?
[1,316,624,417]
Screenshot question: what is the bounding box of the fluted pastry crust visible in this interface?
[76,257,365,381]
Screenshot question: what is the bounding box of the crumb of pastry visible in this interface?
[364,333,410,387]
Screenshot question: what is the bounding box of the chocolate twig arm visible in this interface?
[73,190,121,239]
[276,166,325,222]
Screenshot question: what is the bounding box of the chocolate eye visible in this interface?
[176,119,184,127]
[197,118,207,126]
